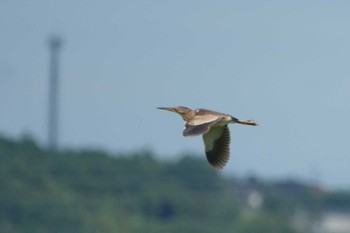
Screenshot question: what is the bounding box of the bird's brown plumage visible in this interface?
[157,106,257,169]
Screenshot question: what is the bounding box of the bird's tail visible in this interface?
[237,119,257,126]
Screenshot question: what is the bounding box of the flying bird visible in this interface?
[158,106,257,169]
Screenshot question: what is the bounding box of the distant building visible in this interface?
[320,211,350,233]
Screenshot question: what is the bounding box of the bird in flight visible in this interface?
[158,106,257,169]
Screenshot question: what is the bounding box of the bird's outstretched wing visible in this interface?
[203,125,230,169]
[183,115,222,137]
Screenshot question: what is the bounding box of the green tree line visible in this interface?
[0,135,349,233]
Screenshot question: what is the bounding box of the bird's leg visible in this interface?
[237,119,257,126]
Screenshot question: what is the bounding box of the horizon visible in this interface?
[0,132,336,192]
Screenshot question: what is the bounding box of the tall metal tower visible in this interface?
[47,36,62,150]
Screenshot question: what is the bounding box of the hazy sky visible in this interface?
[1,1,350,189]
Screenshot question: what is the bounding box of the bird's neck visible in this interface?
[182,111,195,121]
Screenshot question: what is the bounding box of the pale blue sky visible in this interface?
[1,1,350,189]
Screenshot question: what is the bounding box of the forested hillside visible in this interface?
[1,135,349,233]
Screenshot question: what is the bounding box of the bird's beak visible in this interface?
[157,107,175,112]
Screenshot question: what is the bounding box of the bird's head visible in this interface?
[157,106,193,121]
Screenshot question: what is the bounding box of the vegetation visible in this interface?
[0,135,349,233]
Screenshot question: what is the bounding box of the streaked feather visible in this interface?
[203,125,230,169]
[183,116,222,136]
